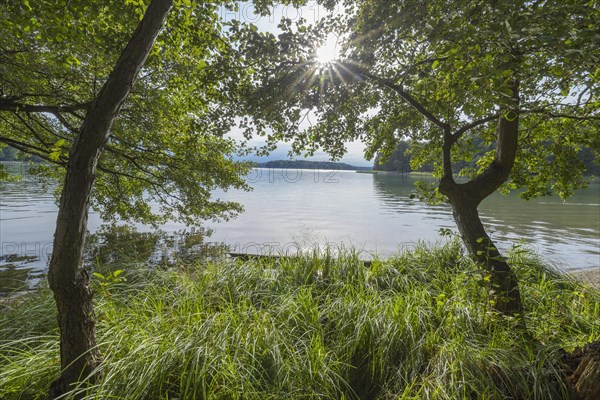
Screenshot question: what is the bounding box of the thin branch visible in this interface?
[0,48,28,57]
[339,61,450,131]
[67,110,86,120]
[29,113,72,141]
[14,113,52,148]
[0,135,64,166]
[95,163,183,206]
[519,109,600,121]
[103,144,162,180]
[452,114,499,142]
[52,111,80,134]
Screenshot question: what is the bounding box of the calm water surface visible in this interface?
[1,169,599,281]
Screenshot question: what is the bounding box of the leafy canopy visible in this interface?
[241,0,599,200]
[0,0,301,225]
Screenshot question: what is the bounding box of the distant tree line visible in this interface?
[373,141,427,173]
[578,147,600,176]
[374,140,599,176]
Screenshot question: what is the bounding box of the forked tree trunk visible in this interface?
[439,80,523,317]
[47,1,173,398]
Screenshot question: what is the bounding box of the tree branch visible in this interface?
[52,111,80,134]
[338,61,450,131]
[452,114,499,142]
[0,135,64,166]
[0,99,92,114]
[13,113,52,149]
[519,109,600,121]
[462,82,521,203]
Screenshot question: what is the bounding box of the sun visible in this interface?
[315,34,339,65]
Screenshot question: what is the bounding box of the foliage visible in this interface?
[1,243,599,399]
[373,140,434,173]
[375,140,600,177]
[0,0,295,225]
[92,270,126,297]
[240,0,600,200]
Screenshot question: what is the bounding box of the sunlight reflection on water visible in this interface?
[0,169,598,280]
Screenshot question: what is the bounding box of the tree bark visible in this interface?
[439,81,523,316]
[444,188,523,315]
[47,1,173,398]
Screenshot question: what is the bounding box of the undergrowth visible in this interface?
[1,240,598,399]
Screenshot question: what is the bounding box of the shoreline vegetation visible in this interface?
[1,242,599,399]
[2,250,599,299]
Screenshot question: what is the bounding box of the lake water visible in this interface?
[1,168,599,287]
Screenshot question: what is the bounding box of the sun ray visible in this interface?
[335,61,364,82]
[303,68,321,93]
[287,64,319,94]
[331,64,348,85]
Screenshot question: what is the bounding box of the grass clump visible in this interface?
[1,240,598,399]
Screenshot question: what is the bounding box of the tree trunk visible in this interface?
[439,79,523,317]
[447,189,523,316]
[47,155,103,398]
[47,1,173,397]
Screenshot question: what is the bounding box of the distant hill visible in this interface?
[258,160,371,171]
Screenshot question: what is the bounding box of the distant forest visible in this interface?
[374,140,600,176]
[2,145,597,176]
[1,147,373,171]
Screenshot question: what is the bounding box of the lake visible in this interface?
[0,168,599,289]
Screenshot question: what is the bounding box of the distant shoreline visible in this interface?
[256,160,372,171]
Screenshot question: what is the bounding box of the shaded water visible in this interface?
[0,168,598,292]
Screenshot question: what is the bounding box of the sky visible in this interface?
[220,2,371,167]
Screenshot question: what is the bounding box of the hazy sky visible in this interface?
[222,2,370,167]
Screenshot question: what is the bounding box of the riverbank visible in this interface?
[573,269,600,290]
[1,242,599,399]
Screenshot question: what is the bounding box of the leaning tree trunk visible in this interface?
[47,1,173,398]
[439,80,523,316]
[446,189,523,315]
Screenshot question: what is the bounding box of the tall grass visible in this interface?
[1,240,598,399]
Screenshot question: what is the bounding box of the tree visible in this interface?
[373,140,412,172]
[239,0,600,316]
[0,0,287,396]
[47,2,173,395]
